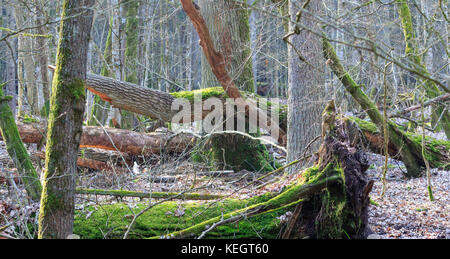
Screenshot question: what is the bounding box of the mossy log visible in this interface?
[73,118,373,239]
[0,84,42,201]
[346,116,450,170]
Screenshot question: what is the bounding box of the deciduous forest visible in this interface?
[0,0,448,240]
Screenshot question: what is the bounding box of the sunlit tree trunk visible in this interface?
[38,0,94,239]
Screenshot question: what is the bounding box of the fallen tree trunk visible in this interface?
[73,117,373,239]
[346,117,450,170]
[1,122,195,156]
[76,188,224,201]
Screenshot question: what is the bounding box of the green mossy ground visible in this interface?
[73,192,289,239]
[73,156,354,239]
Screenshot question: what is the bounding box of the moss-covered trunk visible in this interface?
[38,0,95,239]
[73,117,373,239]
[0,83,42,201]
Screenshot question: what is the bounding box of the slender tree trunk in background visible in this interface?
[34,0,51,107]
[107,0,122,127]
[88,17,113,126]
[38,0,94,239]
[13,6,26,118]
[120,0,139,129]
[287,0,326,173]
[248,0,259,93]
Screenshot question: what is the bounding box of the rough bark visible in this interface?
[286,0,326,172]
[38,0,95,239]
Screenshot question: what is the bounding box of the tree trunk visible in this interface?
[34,0,50,106]
[0,83,42,201]
[287,0,326,172]
[38,0,95,239]
[88,17,113,126]
[120,0,139,129]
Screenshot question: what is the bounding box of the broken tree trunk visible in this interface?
[0,84,42,201]
[73,117,373,239]
[323,37,435,177]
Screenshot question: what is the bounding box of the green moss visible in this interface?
[192,133,277,173]
[22,114,39,124]
[0,86,42,201]
[170,87,228,102]
[73,193,288,239]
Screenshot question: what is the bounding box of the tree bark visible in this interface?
[38,0,95,239]
[287,0,326,172]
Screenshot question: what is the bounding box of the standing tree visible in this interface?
[286,0,326,172]
[193,0,276,172]
[38,0,95,239]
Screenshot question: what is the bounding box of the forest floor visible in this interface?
[0,138,448,239]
